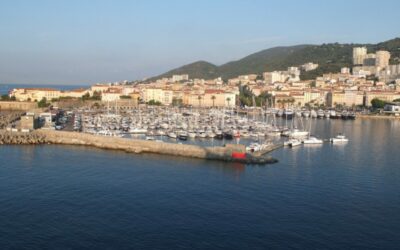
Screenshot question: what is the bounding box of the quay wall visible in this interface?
[358,114,400,119]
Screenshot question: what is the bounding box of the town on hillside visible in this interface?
[3,47,400,114]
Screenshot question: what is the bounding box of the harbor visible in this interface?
[0,105,357,164]
[62,105,355,150]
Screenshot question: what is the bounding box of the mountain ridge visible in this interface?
[148,38,400,81]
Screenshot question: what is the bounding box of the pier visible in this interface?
[0,130,279,164]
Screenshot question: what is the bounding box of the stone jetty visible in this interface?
[0,130,279,164]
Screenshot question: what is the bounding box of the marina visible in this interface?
[57,106,355,152]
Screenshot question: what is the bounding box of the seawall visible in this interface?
[0,130,279,164]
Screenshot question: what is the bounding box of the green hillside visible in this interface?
[150,38,400,81]
[148,61,219,81]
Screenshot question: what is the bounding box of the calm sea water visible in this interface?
[1,119,400,249]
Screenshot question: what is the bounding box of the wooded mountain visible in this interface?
[149,38,400,81]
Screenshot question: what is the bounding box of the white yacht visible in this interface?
[310,110,318,118]
[167,132,177,139]
[330,134,349,143]
[288,129,309,138]
[188,131,197,138]
[284,138,302,147]
[129,128,147,134]
[303,136,323,144]
[302,110,310,118]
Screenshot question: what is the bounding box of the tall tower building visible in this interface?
[375,50,391,68]
[353,47,367,65]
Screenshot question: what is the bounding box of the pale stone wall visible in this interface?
[0,101,37,111]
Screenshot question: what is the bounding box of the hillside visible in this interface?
[150,38,400,81]
[149,61,219,81]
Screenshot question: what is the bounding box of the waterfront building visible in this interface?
[91,84,112,93]
[364,91,400,106]
[61,89,89,99]
[143,88,173,105]
[10,88,61,102]
[304,90,323,104]
[183,90,236,107]
[384,102,400,114]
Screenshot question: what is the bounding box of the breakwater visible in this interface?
[0,130,279,164]
[0,131,46,144]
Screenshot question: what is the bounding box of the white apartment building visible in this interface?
[353,47,367,65]
[172,74,189,82]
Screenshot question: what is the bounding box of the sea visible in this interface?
[1,118,400,249]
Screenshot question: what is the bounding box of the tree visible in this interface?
[226,97,231,107]
[393,98,400,102]
[92,102,100,109]
[197,95,202,107]
[81,92,90,101]
[120,95,132,99]
[371,98,385,109]
[147,99,161,106]
[172,98,183,106]
[211,95,216,107]
[1,94,10,101]
[277,99,281,108]
[38,97,50,108]
[92,91,102,100]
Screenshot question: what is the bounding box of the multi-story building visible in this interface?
[10,88,61,102]
[183,90,236,107]
[263,71,286,84]
[143,88,173,105]
[61,89,90,98]
[101,88,122,102]
[172,74,189,82]
[341,67,350,74]
[91,84,112,93]
[363,53,376,66]
[364,91,400,106]
[301,62,319,71]
[375,50,391,68]
[353,47,367,65]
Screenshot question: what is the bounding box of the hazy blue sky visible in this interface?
[0,0,399,85]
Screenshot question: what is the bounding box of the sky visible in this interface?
[0,0,399,85]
